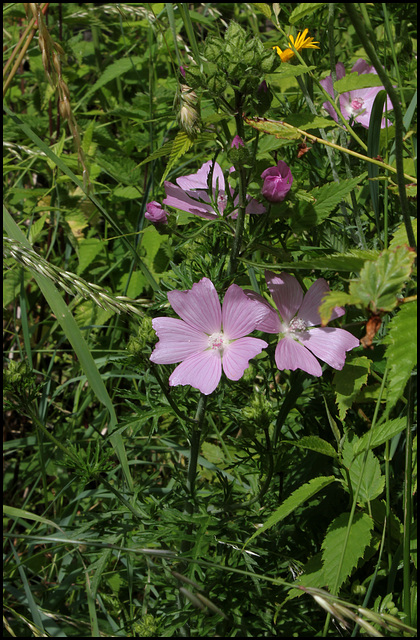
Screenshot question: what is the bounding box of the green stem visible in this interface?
[185,393,207,515]
[344,3,416,251]
[228,100,248,279]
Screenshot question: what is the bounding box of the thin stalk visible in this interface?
[184,393,207,516]
[344,3,416,251]
[227,100,247,278]
[402,378,414,625]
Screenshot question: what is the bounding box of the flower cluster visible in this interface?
[320,59,393,129]
[150,273,359,394]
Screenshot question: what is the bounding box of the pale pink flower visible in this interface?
[150,278,268,395]
[246,271,359,377]
[320,59,393,129]
[163,160,266,220]
[261,160,293,203]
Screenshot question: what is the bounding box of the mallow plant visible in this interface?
[3,3,416,638]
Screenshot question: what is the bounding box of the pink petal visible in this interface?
[300,327,359,370]
[222,337,268,381]
[275,336,323,376]
[169,349,222,395]
[176,160,225,193]
[243,290,283,333]
[168,277,222,334]
[163,182,218,220]
[222,284,270,339]
[298,279,345,326]
[245,198,266,215]
[150,318,208,364]
[265,270,303,324]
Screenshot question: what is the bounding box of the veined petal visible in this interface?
[298,279,345,326]
[168,277,222,334]
[265,270,303,324]
[275,336,323,377]
[150,318,208,364]
[222,337,267,381]
[176,160,225,193]
[301,327,359,370]
[169,349,222,395]
[222,284,269,339]
[243,290,283,333]
[163,182,218,219]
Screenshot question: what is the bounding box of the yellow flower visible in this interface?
[273,29,320,63]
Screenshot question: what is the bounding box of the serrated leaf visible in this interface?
[354,418,407,454]
[292,173,367,232]
[389,219,417,249]
[289,2,326,23]
[28,212,49,245]
[285,114,338,131]
[333,357,371,421]
[281,435,338,458]
[201,442,225,465]
[113,186,141,199]
[322,512,374,592]
[77,238,104,276]
[342,436,384,503]
[160,131,194,184]
[383,302,417,415]
[252,3,272,19]
[334,72,384,94]
[96,153,142,185]
[244,476,335,548]
[349,246,416,312]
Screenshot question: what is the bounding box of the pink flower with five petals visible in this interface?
[150,278,268,395]
[246,271,359,377]
[163,160,266,220]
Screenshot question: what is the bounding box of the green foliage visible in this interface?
[3,3,416,637]
[383,301,417,415]
[321,512,374,592]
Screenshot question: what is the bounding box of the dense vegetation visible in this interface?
[3,3,417,637]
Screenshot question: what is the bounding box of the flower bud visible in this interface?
[261,161,293,202]
[145,201,168,224]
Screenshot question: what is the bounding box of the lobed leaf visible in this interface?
[333,356,371,421]
[341,436,385,503]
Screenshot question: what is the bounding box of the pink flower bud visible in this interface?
[231,135,244,149]
[145,201,168,224]
[261,160,293,203]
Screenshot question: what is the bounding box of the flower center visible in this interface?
[217,192,227,215]
[288,317,307,333]
[350,97,364,114]
[208,331,229,352]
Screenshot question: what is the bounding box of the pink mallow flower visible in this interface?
[163,160,266,220]
[150,277,268,395]
[320,59,393,129]
[246,271,359,377]
[261,160,293,203]
[145,201,168,224]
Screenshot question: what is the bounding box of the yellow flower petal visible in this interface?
[273,29,319,63]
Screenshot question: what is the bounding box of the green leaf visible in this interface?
[292,173,367,232]
[80,56,143,103]
[334,72,384,94]
[389,219,417,250]
[333,357,371,421]
[77,237,104,276]
[3,505,65,532]
[244,476,335,547]
[289,2,326,23]
[342,436,385,503]
[281,435,338,458]
[322,512,374,592]
[244,115,301,140]
[161,131,194,184]
[383,301,417,415]
[252,3,272,19]
[349,246,416,312]
[201,442,225,466]
[354,418,407,453]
